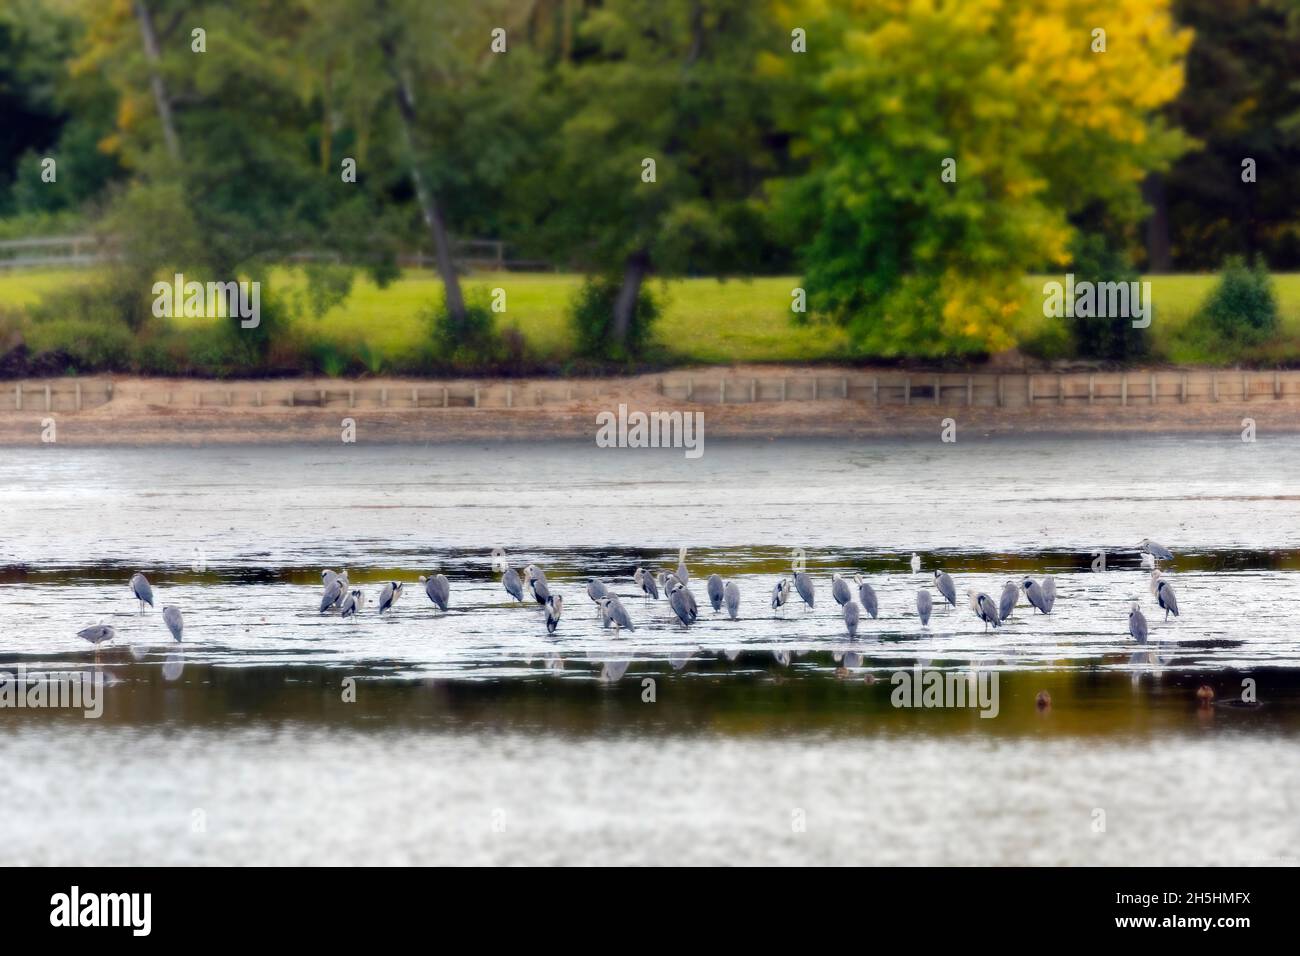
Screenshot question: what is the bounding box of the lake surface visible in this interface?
[2,437,1298,864]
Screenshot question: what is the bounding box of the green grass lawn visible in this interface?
[4,267,1300,367]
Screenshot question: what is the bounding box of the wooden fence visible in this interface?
[4,369,1300,414]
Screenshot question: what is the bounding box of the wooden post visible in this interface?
[44,384,51,411]
[1149,373,1156,404]
[1027,376,1034,405]
[996,376,1004,407]
[813,378,819,400]
[473,385,480,408]
[781,378,788,401]
[1212,373,1218,402]
[1057,374,1064,405]
[658,378,664,396]
[443,386,449,407]
[410,387,417,407]
[14,383,21,411]
[1275,371,1281,400]
[688,378,695,401]
[1088,375,1094,405]
[904,377,911,406]
[750,378,757,402]
[966,376,973,406]
[507,385,513,408]
[75,382,82,411]
[289,390,294,407]
[566,387,573,401]
[720,379,726,404]
[1180,374,1187,403]
[380,388,387,408]
[348,388,355,409]
[227,390,233,407]
[1120,374,1127,406]
[318,388,325,406]
[255,390,262,407]
[872,376,879,406]
[934,376,941,406]
[1242,373,1248,402]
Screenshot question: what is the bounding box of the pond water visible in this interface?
[1,437,1298,864]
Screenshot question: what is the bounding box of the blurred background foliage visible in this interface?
[0,0,1298,375]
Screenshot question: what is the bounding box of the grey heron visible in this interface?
[419,573,450,612]
[77,623,116,646]
[320,576,345,613]
[967,590,1001,631]
[377,581,404,614]
[524,565,549,604]
[587,579,609,612]
[599,596,635,632]
[634,567,659,600]
[1022,577,1050,614]
[843,600,861,639]
[545,594,563,634]
[161,606,183,642]
[793,571,815,609]
[853,574,878,619]
[1150,570,1179,620]
[933,570,957,610]
[910,553,921,575]
[1128,601,1148,644]
[1042,575,1057,612]
[998,580,1021,621]
[831,573,851,607]
[340,589,364,618]
[724,580,740,619]
[668,581,698,626]
[502,566,524,602]
[771,578,791,612]
[322,569,348,590]
[1138,538,1174,562]
[130,572,154,613]
[916,589,932,625]
[706,574,724,612]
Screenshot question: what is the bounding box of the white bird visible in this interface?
[910,553,921,574]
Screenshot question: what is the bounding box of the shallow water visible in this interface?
[2,437,1298,864]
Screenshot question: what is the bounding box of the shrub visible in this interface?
[569,275,660,360]
[425,290,500,368]
[25,318,134,372]
[1067,232,1150,362]
[1195,257,1278,345]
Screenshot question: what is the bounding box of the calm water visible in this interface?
[2,437,1298,864]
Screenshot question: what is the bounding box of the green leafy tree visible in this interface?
[771,0,1191,358]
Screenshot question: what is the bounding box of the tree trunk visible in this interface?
[381,41,466,324]
[1143,173,1171,273]
[612,249,650,348]
[133,0,181,162]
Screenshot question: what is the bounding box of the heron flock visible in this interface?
[75,539,1184,651]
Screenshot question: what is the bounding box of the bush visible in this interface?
[569,275,660,360]
[25,318,134,371]
[1195,257,1278,345]
[425,290,500,368]
[1067,232,1150,362]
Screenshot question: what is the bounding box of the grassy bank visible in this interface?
[4,268,1300,372]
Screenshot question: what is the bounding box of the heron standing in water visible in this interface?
[967,590,1001,631]
[668,580,698,626]
[724,581,740,620]
[634,567,659,600]
[1128,602,1148,644]
[831,573,851,607]
[1022,577,1051,614]
[598,596,635,632]
[162,606,183,642]
[676,548,690,584]
[910,553,921,574]
[853,574,878,619]
[933,570,957,611]
[1138,539,1174,563]
[130,573,154,614]
[916,589,932,626]
[843,600,862,639]
[77,623,116,652]
[545,594,563,634]
[1150,569,1179,620]
[587,579,610,614]
[419,573,450,612]
[320,575,345,613]
[377,581,405,614]
[771,578,791,613]
[793,570,815,610]
[502,565,524,602]
[340,589,364,618]
[1042,575,1057,612]
[706,574,724,612]
[998,580,1021,622]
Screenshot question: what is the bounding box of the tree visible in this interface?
[532,0,789,354]
[771,0,1191,358]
